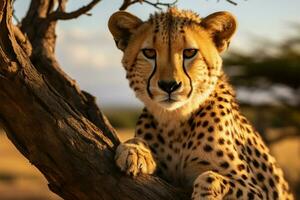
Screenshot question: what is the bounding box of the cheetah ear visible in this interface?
[108,11,143,51]
[200,11,237,53]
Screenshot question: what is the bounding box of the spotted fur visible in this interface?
[108,7,294,200]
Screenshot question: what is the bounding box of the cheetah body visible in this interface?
[108,8,294,200]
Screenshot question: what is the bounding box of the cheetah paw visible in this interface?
[191,171,229,200]
[115,142,156,176]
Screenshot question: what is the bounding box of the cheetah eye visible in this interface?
[183,49,198,59]
[142,48,156,59]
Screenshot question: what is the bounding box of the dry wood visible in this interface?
[0,0,188,199]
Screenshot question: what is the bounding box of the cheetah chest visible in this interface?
[143,123,212,188]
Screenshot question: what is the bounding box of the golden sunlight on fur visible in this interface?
[109,8,235,123]
[108,7,294,200]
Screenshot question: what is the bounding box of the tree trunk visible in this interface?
[0,0,188,199]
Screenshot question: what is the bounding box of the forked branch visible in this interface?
[119,0,178,10]
[48,0,101,21]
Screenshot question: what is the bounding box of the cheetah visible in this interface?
[108,8,294,200]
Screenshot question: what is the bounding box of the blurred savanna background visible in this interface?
[1,0,299,199]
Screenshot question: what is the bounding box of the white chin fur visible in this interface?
[157,100,187,111]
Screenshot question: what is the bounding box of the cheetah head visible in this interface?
[108,8,236,115]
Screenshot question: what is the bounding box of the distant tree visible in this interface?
[223,29,300,146]
[224,28,300,89]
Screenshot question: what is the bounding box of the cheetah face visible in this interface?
[135,33,200,110]
[108,8,236,111]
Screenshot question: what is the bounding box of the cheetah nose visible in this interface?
[158,80,182,94]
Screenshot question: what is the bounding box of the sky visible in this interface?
[14,0,300,107]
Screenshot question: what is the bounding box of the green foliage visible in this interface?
[241,106,300,130]
[104,107,140,128]
[224,26,300,88]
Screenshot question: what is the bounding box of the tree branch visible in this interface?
[48,0,101,21]
[225,0,237,6]
[119,0,135,11]
[12,0,21,24]
[218,0,238,6]
[143,0,178,10]
[1,0,189,199]
[57,0,67,12]
[119,0,178,11]
[119,0,237,11]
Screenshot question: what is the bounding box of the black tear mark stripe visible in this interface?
[182,61,193,97]
[147,60,157,99]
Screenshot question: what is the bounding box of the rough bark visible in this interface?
[0,0,189,199]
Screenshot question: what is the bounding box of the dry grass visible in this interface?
[117,128,134,142]
[270,135,300,186]
[0,130,61,200]
[0,128,299,199]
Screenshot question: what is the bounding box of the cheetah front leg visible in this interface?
[191,171,264,200]
[115,138,156,176]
